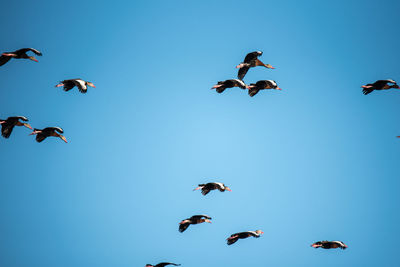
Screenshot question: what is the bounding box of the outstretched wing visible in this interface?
[243,51,260,63]
[61,80,77,91]
[238,66,249,80]
[179,223,190,233]
[36,133,47,143]
[73,79,88,93]
[1,123,15,138]
[0,55,11,66]
[45,127,64,133]
[248,88,260,97]
[190,215,211,220]
[16,48,42,56]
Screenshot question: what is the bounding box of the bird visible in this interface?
[0,48,42,66]
[0,116,32,138]
[311,241,348,249]
[211,79,247,93]
[236,51,274,80]
[179,215,212,232]
[29,127,67,143]
[247,80,281,97]
[55,79,96,93]
[193,182,232,195]
[226,230,264,245]
[146,263,181,267]
[361,79,399,95]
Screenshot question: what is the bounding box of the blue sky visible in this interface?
[1,0,399,266]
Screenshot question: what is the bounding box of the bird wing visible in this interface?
[201,186,212,195]
[233,79,247,89]
[246,231,260,237]
[61,80,77,91]
[0,55,11,66]
[155,263,181,267]
[362,85,374,95]
[15,116,28,121]
[190,215,211,220]
[36,133,47,142]
[214,182,225,191]
[1,123,15,138]
[243,52,260,63]
[16,48,42,56]
[179,222,190,232]
[248,88,260,97]
[331,241,347,249]
[73,79,88,93]
[238,66,250,80]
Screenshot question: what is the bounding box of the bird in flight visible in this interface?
[236,51,274,80]
[0,48,42,66]
[0,116,32,138]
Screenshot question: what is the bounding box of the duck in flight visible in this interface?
[311,241,348,249]
[29,127,67,143]
[146,263,181,267]
[55,79,95,93]
[247,80,281,97]
[0,48,42,66]
[179,215,212,232]
[226,230,264,245]
[0,116,32,138]
[193,182,231,195]
[211,79,247,93]
[362,79,399,95]
[236,51,274,80]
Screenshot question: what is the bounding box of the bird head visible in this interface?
[29,56,38,62]
[87,82,96,88]
[224,185,232,191]
[255,230,264,235]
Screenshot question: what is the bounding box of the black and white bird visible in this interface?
[0,116,32,138]
[211,79,247,93]
[146,263,181,267]
[55,79,96,93]
[361,79,399,95]
[311,241,348,249]
[226,230,264,245]
[193,182,231,195]
[29,127,67,143]
[247,80,281,97]
[0,48,42,66]
[179,215,212,233]
[236,51,274,80]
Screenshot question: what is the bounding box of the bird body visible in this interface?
[193,182,231,195]
[236,51,274,80]
[311,240,347,249]
[247,80,281,97]
[211,79,247,93]
[0,48,42,66]
[0,116,32,138]
[226,230,263,245]
[55,79,95,93]
[179,215,212,232]
[362,79,399,95]
[30,127,67,143]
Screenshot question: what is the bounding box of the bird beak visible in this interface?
[24,123,33,130]
[276,87,282,90]
[226,187,232,192]
[29,56,38,62]
[260,231,264,234]
[61,136,68,143]
[397,136,400,138]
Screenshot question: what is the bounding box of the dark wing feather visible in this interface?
[227,236,239,245]
[0,55,11,66]
[362,87,374,95]
[248,88,260,97]
[44,127,64,134]
[16,48,42,56]
[238,66,249,80]
[36,133,47,142]
[190,215,211,220]
[243,52,259,63]
[61,80,76,91]
[1,123,15,138]
[179,223,190,233]
[155,263,181,267]
[201,187,211,195]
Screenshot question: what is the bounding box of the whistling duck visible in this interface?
[211,79,247,93]
[29,127,67,143]
[227,230,264,245]
[0,48,42,66]
[236,51,274,80]
[179,215,212,233]
[55,79,95,93]
[247,80,281,97]
[193,182,231,195]
[146,263,181,267]
[362,79,399,95]
[0,116,32,138]
[311,241,348,249]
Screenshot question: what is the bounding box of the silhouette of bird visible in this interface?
[29,127,67,143]
[362,79,399,95]
[226,230,263,245]
[0,48,42,66]
[311,241,348,249]
[179,215,212,232]
[247,80,281,97]
[55,79,95,93]
[193,182,231,195]
[211,79,247,93]
[146,263,181,267]
[236,51,274,80]
[0,116,32,138]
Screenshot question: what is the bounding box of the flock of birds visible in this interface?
[2,47,398,266]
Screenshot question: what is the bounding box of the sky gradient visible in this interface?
[1,1,400,267]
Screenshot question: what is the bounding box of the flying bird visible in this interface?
[0,116,32,138]
[362,79,399,95]
[211,79,247,93]
[236,51,274,80]
[179,215,212,233]
[146,263,181,267]
[193,182,231,195]
[0,48,42,66]
[311,241,348,249]
[247,80,281,97]
[55,79,95,93]
[29,127,67,143]
[227,230,264,245]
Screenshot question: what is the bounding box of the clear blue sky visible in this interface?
[1,0,399,266]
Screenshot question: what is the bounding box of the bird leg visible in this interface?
[0,121,5,124]
[2,53,16,57]
[236,63,245,69]
[361,85,373,89]
[55,83,64,87]
[193,186,202,191]
[60,135,68,143]
[29,130,40,135]
[23,123,33,130]
[29,56,38,62]
[211,84,222,89]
